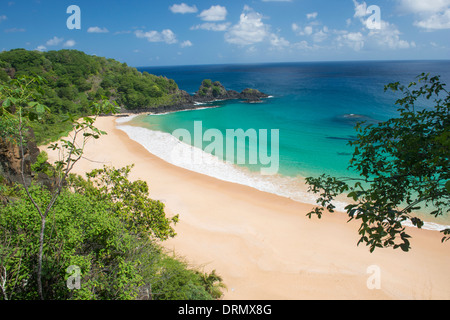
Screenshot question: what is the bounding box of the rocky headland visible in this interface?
[124,79,269,114]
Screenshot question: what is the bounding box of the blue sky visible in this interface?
[1,0,449,66]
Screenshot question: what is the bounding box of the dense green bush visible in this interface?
[0,175,225,300]
[0,167,225,300]
[0,64,225,301]
[0,49,185,144]
[0,184,142,300]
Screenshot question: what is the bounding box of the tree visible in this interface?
[0,184,145,300]
[195,269,227,299]
[306,73,450,252]
[0,75,119,299]
[68,165,179,241]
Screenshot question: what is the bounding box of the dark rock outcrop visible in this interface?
[0,128,54,189]
[192,79,269,104]
[0,130,39,187]
[122,80,269,115]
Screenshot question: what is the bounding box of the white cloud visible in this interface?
[294,40,311,50]
[398,0,450,30]
[162,30,177,44]
[414,9,450,29]
[180,40,193,47]
[169,3,198,14]
[46,36,64,46]
[63,40,76,47]
[0,15,7,22]
[225,6,290,51]
[336,31,365,51]
[304,26,314,35]
[306,12,318,19]
[35,45,47,52]
[135,29,178,44]
[225,8,269,45]
[136,30,159,42]
[313,27,328,43]
[199,5,227,21]
[292,40,322,51]
[270,34,290,47]
[350,0,413,49]
[295,25,313,36]
[368,20,413,49]
[191,22,231,31]
[87,26,109,33]
[353,0,368,18]
[398,0,450,13]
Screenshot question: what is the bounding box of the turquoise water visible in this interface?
[122,61,450,228]
[137,61,449,178]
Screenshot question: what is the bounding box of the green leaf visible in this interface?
[347,191,358,201]
[36,104,45,114]
[3,98,11,108]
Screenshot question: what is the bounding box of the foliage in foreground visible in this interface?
[306,73,450,252]
[0,167,225,300]
[0,73,226,300]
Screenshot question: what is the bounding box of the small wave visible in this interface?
[403,220,449,232]
[115,114,139,124]
[117,124,349,210]
[116,124,449,232]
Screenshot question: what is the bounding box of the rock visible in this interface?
[192,80,268,103]
[120,80,269,114]
[0,128,54,189]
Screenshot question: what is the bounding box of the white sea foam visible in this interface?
[117,124,350,209]
[116,124,449,232]
[115,114,139,124]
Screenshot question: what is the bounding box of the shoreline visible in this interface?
[44,116,450,300]
[117,114,450,232]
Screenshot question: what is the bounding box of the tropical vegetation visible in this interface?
[0,53,226,300]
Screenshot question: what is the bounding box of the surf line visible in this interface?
[171,121,280,175]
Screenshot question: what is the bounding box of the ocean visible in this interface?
[117,60,450,230]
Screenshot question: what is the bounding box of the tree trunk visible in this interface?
[37,216,46,300]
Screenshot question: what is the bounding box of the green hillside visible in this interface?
[0,49,188,144]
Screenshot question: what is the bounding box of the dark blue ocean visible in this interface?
[119,60,450,228]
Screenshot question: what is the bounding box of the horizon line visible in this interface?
[133,58,450,69]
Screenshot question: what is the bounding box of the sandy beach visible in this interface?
[44,116,450,300]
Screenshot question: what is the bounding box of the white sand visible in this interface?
[44,116,450,300]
